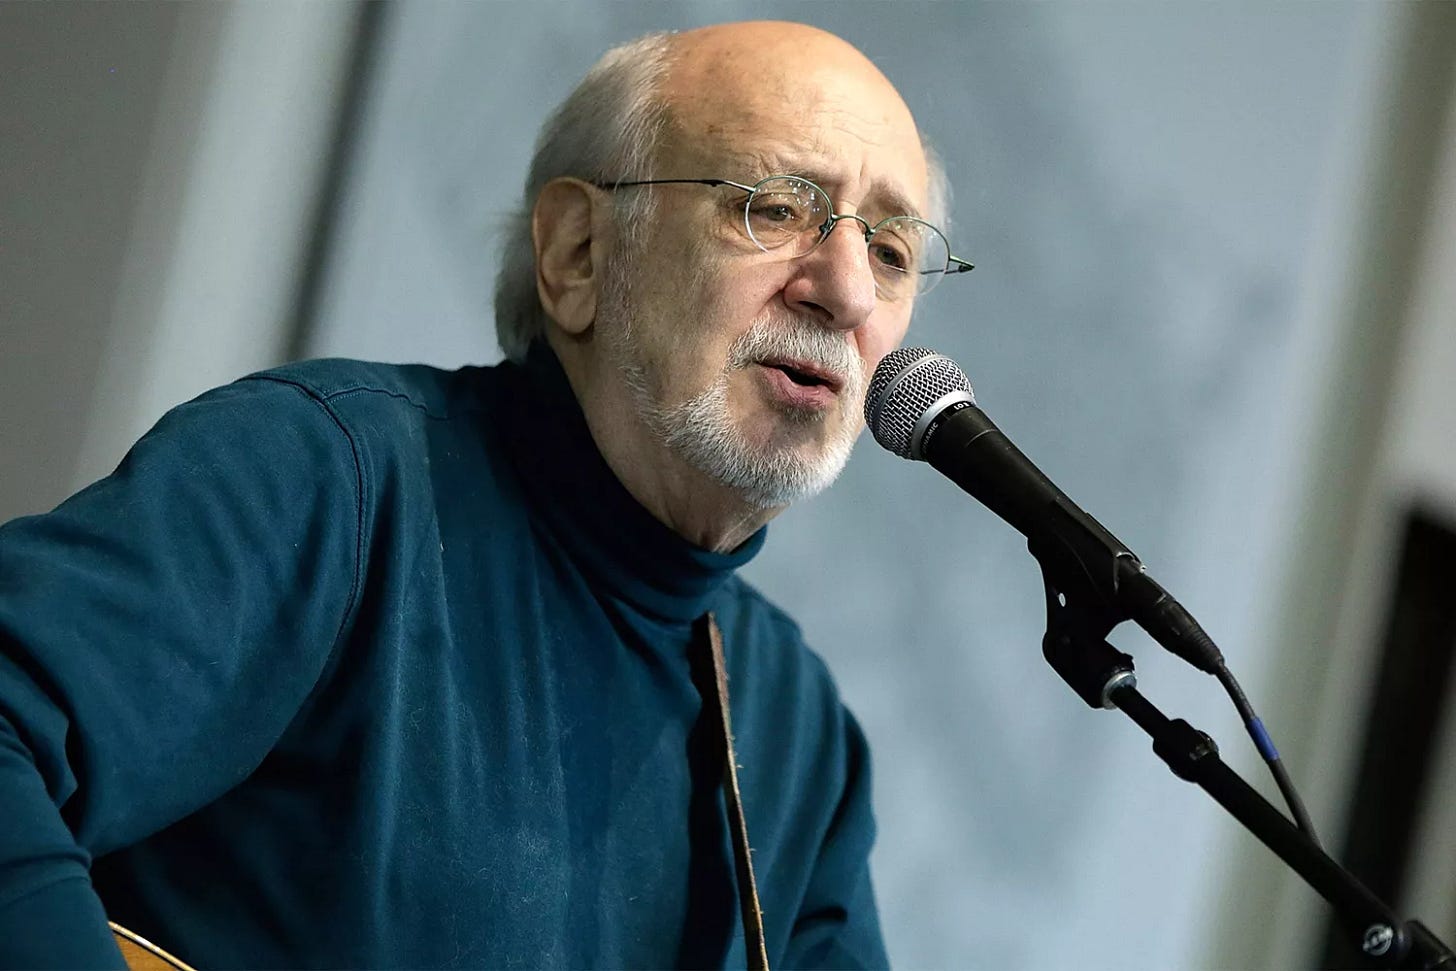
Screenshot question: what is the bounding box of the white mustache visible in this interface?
[728,318,864,394]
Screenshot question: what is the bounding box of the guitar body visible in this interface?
[110,922,195,971]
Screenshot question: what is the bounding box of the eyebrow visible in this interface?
[735,152,924,221]
[864,182,923,223]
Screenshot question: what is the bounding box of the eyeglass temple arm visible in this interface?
[948,256,975,273]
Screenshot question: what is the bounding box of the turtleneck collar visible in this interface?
[499,341,766,623]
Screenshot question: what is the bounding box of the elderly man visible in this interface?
[0,21,968,969]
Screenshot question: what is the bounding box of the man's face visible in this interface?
[595,25,929,508]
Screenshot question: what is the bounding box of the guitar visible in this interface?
[110,922,195,971]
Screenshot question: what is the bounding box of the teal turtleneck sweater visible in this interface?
[0,345,887,969]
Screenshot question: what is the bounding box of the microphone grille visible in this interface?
[864,346,974,458]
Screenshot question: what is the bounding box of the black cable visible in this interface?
[1214,662,1321,846]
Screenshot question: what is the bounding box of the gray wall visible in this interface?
[1,3,182,518]
[1,2,355,520]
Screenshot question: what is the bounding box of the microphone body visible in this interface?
[868,348,1222,674]
[921,400,1221,673]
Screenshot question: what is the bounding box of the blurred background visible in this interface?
[4,2,1456,967]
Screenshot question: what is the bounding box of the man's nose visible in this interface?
[780,216,878,331]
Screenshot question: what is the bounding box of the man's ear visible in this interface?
[533,178,604,336]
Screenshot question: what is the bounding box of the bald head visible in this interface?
[657,22,932,222]
[666,20,908,108]
[666,21,912,117]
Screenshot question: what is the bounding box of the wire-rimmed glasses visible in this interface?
[594,175,974,300]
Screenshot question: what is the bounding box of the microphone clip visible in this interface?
[1033,535,1138,710]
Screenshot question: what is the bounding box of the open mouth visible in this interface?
[760,359,843,394]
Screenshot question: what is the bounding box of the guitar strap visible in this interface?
[693,612,771,971]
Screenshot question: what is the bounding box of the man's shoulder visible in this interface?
[135,357,517,492]
[714,576,868,786]
[714,575,837,690]
[716,574,803,639]
[237,357,503,423]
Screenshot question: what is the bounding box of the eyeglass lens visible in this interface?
[742,177,951,298]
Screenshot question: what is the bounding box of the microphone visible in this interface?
[865,346,1224,675]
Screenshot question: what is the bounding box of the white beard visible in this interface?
[599,257,866,509]
[649,323,864,508]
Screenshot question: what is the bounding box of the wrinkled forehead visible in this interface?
[662,33,930,219]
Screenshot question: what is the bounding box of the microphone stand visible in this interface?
[1028,536,1456,969]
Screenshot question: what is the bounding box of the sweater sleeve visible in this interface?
[0,377,361,968]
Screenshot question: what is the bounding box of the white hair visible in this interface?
[493,32,676,362]
[923,140,951,240]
